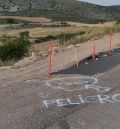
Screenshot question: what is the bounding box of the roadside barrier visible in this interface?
[48,33,114,76]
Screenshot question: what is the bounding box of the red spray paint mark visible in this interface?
[48,43,53,77]
[109,32,112,56]
[92,43,96,61]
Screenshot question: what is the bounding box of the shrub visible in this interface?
[19,31,30,38]
[0,34,31,61]
[35,35,57,43]
[116,17,120,24]
[6,18,15,24]
[58,32,85,45]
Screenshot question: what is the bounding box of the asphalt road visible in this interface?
[0,49,120,129]
[54,48,120,75]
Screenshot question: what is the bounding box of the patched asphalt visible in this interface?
[53,48,120,75]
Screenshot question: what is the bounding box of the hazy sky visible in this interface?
[80,0,120,6]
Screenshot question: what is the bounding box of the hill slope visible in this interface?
[0,0,120,23]
[109,5,120,12]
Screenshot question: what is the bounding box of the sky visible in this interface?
[80,0,120,6]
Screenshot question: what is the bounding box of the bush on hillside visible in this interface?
[19,31,30,38]
[35,35,57,43]
[116,17,120,24]
[6,18,15,24]
[59,32,85,45]
[0,33,31,61]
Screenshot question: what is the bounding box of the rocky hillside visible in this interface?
[0,0,120,23]
[109,5,120,11]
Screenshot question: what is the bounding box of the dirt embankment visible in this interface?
[0,33,120,85]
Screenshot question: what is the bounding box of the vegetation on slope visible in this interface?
[0,0,120,23]
[0,18,30,24]
[116,17,120,24]
[0,32,31,65]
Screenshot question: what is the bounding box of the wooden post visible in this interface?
[75,47,79,67]
[48,43,53,77]
[109,32,112,56]
[92,43,96,60]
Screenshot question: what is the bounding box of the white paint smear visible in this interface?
[43,94,120,108]
[45,76,110,93]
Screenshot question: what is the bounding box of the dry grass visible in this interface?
[32,40,58,53]
[0,16,119,54]
[0,16,116,38]
[0,16,52,23]
[0,26,88,37]
[68,21,116,28]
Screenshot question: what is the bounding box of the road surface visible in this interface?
[0,34,120,129]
